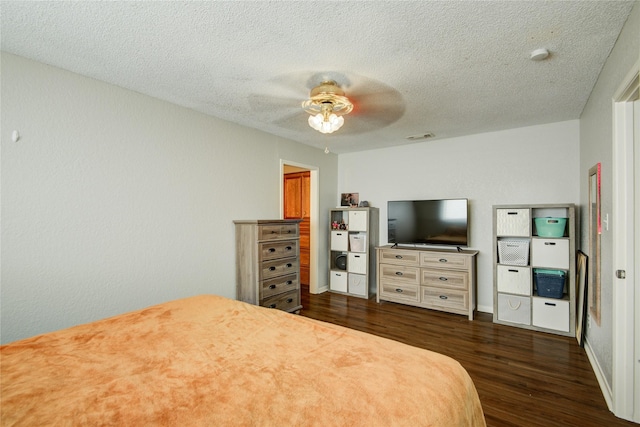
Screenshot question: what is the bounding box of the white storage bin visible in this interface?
[348,273,367,296]
[348,210,368,231]
[531,238,569,269]
[496,208,530,236]
[348,252,367,274]
[330,231,348,251]
[532,297,569,332]
[496,265,531,295]
[497,294,531,325]
[349,233,367,252]
[497,238,530,266]
[330,270,348,292]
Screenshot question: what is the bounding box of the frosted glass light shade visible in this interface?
[308,113,344,134]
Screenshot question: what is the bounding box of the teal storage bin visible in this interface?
[534,217,567,237]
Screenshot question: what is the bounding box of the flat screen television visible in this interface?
[387,199,469,247]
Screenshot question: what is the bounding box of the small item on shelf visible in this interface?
[332,221,339,230]
[339,221,347,230]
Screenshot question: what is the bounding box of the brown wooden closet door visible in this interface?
[283,172,310,285]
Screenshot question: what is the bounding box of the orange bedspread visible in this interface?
[1,295,485,426]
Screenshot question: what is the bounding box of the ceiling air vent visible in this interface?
[406,133,435,141]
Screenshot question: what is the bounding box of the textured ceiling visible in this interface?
[1,1,636,153]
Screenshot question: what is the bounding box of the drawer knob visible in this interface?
[269,284,276,289]
[286,281,293,285]
[286,230,292,234]
[507,212,518,215]
[269,266,276,271]
[545,302,557,307]
[285,246,292,251]
[286,298,293,303]
[508,269,519,273]
[439,258,448,263]
[395,255,403,259]
[439,277,448,281]
[395,271,404,276]
[286,263,293,268]
[439,295,448,300]
[544,242,556,246]
[395,288,404,293]
[268,248,276,253]
[271,230,277,234]
[268,304,277,308]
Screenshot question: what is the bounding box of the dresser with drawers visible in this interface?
[234,219,303,313]
[376,246,478,320]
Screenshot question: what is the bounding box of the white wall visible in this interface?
[0,53,338,344]
[338,120,580,313]
[579,2,639,392]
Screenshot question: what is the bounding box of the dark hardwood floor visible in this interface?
[299,287,635,427]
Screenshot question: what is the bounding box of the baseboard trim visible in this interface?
[584,339,614,412]
[477,304,493,314]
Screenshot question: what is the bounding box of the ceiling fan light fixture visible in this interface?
[302,80,353,134]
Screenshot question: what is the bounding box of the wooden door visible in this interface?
[284,171,310,285]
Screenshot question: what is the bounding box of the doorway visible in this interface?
[612,63,638,422]
[281,161,319,295]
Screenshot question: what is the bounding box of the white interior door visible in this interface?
[612,67,639,422]
[634,98,639,422]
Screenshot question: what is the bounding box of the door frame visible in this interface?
[280,160,320,294]
[612,60,639,422]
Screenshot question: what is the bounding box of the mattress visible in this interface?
[1,294,485,426]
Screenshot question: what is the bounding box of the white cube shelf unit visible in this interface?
[492,204,576,337]
[329,207,379,298]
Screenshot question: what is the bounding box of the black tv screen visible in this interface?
[387,199,469,247]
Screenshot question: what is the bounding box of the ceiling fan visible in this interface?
[301,80,354,134]
[249,72,405,139]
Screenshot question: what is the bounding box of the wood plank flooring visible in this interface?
[299,288,635,426]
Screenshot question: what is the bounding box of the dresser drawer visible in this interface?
[379,264,420,285]
[259,240,298,262]
[259,224,299,240]
[378,249,420,266]
[421,269,468,290]
[380,281,420,303]
[261,274,298,299]
[420,252,470,270]
[421,286,469,313]
[261,289,299,311]
[260,258,299,280]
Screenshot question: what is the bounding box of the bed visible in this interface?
[1,295,485,426]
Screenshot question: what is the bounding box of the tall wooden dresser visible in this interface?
[234,219,303,313]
